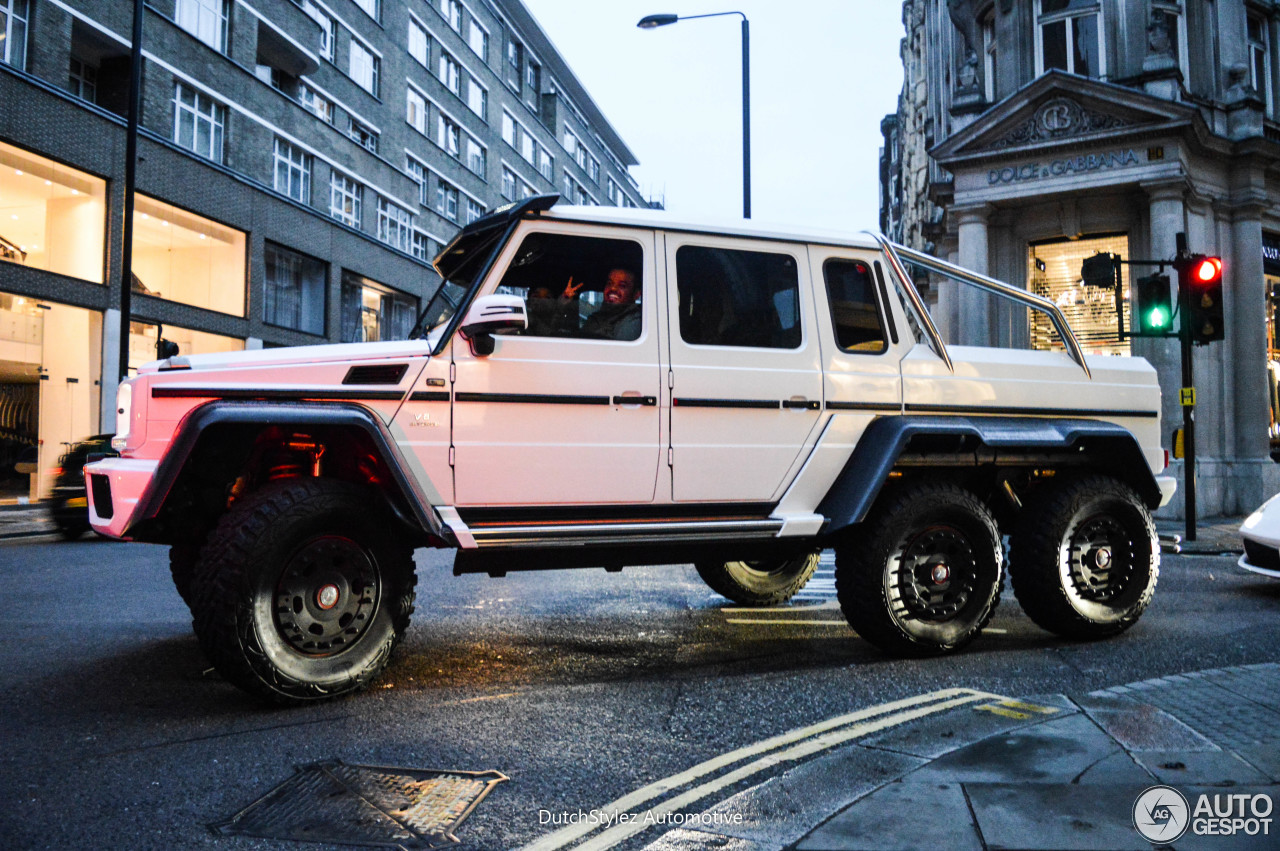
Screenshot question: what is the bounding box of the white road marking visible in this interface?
[519,687,1004,851]
[724,619,849,626]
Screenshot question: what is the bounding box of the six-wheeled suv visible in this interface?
[86,196,1175,703]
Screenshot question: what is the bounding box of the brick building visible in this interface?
[0,0,650,499]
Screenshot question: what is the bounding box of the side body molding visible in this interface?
[816,415,1162,532]
[129,400,445,540]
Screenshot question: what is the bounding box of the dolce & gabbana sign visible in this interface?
[989,149,1141,185]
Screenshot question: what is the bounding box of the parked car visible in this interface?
[48,434,115,540]
[1240,494,1280,577]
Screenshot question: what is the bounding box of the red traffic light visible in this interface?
[1192,256,1222,285]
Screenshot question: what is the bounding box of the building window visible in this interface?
[409,18,429,67]
[264,242,326,335]
[1035,0,1102,79]
[538,146,553,181]
[501,166,516,200]
[173,84,226,163]
[1250,13,1270,109]
[982,9,997,101]
[411,231,431,260]
[1151,1,1188,84]
[506,38,523,90]
[132,194,247,316]
[407,87,427,134]
[525,60,541,109]
[465,136,486,176]
[349,39,379,96]
[438,50,461,95]
[468,19,489,60]
[301,1,335,60]
[587,154,600,184]
[441,0,461,31]
[437,114,460,158]
[0,0,28,70]
[69,57,98,103]
[520,131,534,164]
[341,271,418,343]
[406,156,429,205]
[347,117,378,153]
[299,82,333,123]
[330,173,362,227]
[174,0,228,53]
[502,110,516,146]
[353,0,378,22]
[273,138,311,203]
[376,197,413,252]
[435,180,459,221]
[0,139,107,283]
[467,77,487,119]
[606,176,619,205]
[466,198,484,224]
[519,178,534,199]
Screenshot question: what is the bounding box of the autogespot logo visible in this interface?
[1133,785,1190,843]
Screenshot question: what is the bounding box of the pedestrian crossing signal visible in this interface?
[1134,273,1173,335]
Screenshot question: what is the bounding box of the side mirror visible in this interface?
[459,294,527,356]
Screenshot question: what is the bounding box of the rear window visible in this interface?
[675,245,801,349]
[824,259,887,353]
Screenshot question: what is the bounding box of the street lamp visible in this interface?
[638,11,751,219]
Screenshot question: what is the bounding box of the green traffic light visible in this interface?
[1146,306,1170,331]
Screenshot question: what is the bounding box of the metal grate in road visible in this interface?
[214,760,506,849]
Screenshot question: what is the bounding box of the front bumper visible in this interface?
[84,457,161,540]
[1239,536,1280,579]
[1156,475,1177,508]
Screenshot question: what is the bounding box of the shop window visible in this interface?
[676,245,802,349]
[128,320,241,374]
[131,194,246,316]
[340,272,418,343]
[0,140,107,284]
[264,242,326,335]
[0,0,28,70]
[1028,234,1130,356]
[1036,0,1103,79]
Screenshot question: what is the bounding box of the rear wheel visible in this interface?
[695,552,820,605]
[190,478,416,704]
[835,481,1002,657]
[1010,474,1157,639]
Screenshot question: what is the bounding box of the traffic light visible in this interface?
[1081,252,1118,287]
[1177,254,1224,344]
[1133,273,1173,335]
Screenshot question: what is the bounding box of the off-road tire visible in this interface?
[1010,473,1157,640]
[695,552,820,606]
[169,539,200,609]
[835,481,1003,657]
[190,478,416,704]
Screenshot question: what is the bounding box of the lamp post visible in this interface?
[638,11,751,219]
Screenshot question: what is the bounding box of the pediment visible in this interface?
[932,71,1200,164]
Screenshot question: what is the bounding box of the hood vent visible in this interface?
[343,364,409,385]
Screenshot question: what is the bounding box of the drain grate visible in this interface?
[214,760,507,849]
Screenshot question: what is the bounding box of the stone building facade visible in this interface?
[0,0,649,500]
[881,0,1280,517]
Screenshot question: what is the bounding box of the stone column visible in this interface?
[954,203,994,347]
[1229,201,1271,510]
[1139,180,1186,447]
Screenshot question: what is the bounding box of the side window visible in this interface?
[676,245,801,349]
[494,232,644,342]
[824,258,888,353]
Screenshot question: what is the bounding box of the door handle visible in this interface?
[782,398,821,410]
[612,393,657,407]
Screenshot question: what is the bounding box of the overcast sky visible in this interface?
[519,1,907,231]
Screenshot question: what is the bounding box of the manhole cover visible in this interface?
[214,760,507,848]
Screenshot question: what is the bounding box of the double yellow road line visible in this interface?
[521,687,1006,851]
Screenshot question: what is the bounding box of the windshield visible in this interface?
[409,224,509,340]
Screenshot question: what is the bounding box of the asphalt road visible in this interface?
[0,534,1277,850]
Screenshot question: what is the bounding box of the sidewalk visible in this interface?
[1156,514,1248,556]
[0,502,57,538]
[643,664,1280,851]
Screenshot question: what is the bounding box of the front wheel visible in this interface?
[695,552,820,605]
[190,478,416,704]
[835,481,1003,657]
[1009,474,1157,639]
